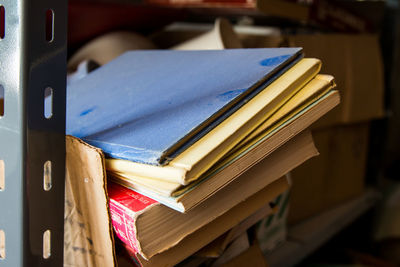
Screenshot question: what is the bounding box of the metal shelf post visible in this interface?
[0,0,67,266]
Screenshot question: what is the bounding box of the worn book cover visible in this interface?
[107,77,339,213]
[106,58,320,185]
[67,48,302,165]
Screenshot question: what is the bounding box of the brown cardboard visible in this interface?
[288,123,369,224]
[64,136,116,267]
[196,203,273,258]
[241,34,385,127]
[211,232,250,266]
[222,243,267,267]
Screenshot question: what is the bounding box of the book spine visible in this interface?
[109,200,140,254]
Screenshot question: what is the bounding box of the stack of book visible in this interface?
[66,48,339,266]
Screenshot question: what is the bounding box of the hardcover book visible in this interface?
[67,48,302,165]
[118,178,287,267]
[109,76,339,212]
[108,130,318,259]
[106,58,320,185]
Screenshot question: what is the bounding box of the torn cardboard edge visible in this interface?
[65,136,117,267]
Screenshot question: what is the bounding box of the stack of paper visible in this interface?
[66,48,339,265]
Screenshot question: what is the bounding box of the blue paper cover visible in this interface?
[67,48,302,165]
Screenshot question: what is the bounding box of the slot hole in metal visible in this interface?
[43,230,51,259]
[0,85,4,117]
[0,230,5,259]
[45,9,54,42]
[0,160,4,191]
[43,161,52,191]
[44,87,53,119]
[0,6,5,39]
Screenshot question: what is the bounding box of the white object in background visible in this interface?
[67,60,100,86]
[68,31,156,71]
[172,18,243,50]
[234,24,281,36]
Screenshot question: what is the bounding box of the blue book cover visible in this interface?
[67,48,303,165]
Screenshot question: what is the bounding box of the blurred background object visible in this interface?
[172,18,242,50]
[68,31,156,71]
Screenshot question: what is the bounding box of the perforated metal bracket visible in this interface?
[0,0,67,266]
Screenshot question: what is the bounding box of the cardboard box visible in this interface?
[64,136,116,266]
[288,123,369,224]
[241,33,385,127]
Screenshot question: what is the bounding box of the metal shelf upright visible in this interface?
[0,0,67,266]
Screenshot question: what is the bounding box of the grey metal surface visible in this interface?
[0,0,67,266]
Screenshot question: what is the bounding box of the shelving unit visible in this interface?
[0,0,67,266]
